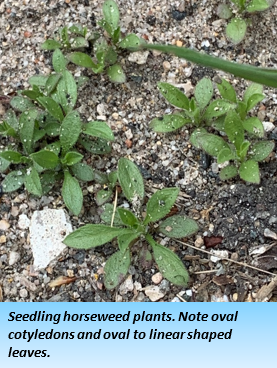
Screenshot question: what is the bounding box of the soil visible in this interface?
[0,0,277,302]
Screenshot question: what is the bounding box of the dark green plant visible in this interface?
[0,50,114,215]
[64,158,199,289]
[217,0,271,44]
[41,0,142,83]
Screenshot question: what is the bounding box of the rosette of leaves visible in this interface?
[0,50,114,215]
[150,77,236,137]
[217,0,271,44]
[64,158,199,289]
[41,1,142,83]
[193,108,274,183]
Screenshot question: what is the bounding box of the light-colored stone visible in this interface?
[264,228,277,240]
[194,235,204,248]
[0,219,10,231]
[128,50,149,64]
[18,214,30,230]
[210,250,229,263]
[144,285,165,301]
[30,209,72,270]
[262,121,275,132]
[0,235,6,244]
[162,61,171,71]
[9,251,20,266]
[152,272,163,284]
[19,289,28,298]
[119,275,134,295]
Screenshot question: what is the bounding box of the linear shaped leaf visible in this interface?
[102,0,120,32]
[107,64,126,83]
[63,224,124,249]
[243,117,264,137]
[219,165,238,180]
[37,96,64,121]
[30,150,59,169]
[149,114,189,133]
[239,160,260,184]
[0,151,22,164]
[2,170,25,192]
[203,100,235,121]
[45,74,62,95]
[226,18,247,45]
[41,39,61,50]
[19,108,38,154]
[52,49,68,73]
[224,110,244,150]
[216,78,237,103]
[68,52,97,68]
[144,188,179,225]
[62,170,83,215]
[250,141,275,161]
[197,133,229,157]
[148,236,189,286]
[159,215,198,238]
[118,158,144,202]
[10,96,34,112]
[60,111,82,152]
[104,249,131,290]
[70,162,94,182]
[117,208,139,227]
[195,78,213,110]
[158,82,189,110]
[57,70,77,114]
[24,167,42,196]
[82,121,115,141]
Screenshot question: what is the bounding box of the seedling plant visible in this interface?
[64,158,199,290]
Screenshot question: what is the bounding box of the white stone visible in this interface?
[152,272,163,284]
[262,121,275,132]
[144,286,165,301]
[18,214,30,229]
[30,209,72,270]
[128,51,149,64]
[119,275,134,295]
[210,250,229,263]
[264,228,277,240]
[9,251,20,266]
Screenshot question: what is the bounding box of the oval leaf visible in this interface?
[203,100,235,121]
[30,150,59,169]
[37,96,64,122]
[250,141,275,161]
[52,49,68,73]
[24,167,42,196]
[2,170,25,192]
[239,160,260,184]
[197,133,229,157]
[243,117,264,138]
[70,162,94,182]
[68,52,97,69]
[107,64,126,83]
[117,208,139,227]
[104,249,131,290]
[83,121,114,141]
[158,82,189,110]
[62,170,83,215]
[149,114,189,133]
[195,77,213,110]
[118,158,144,202]
[159,215,198,238]
[226,18,247,45]
[60,111,82,152]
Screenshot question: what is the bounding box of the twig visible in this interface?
[177,293,187,302]
[193,270,217,275]
[111,186,118,227]
[175,239,277,277]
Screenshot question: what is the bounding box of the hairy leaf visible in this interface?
[118,158,144,202]
[159,215,198,238]
[104,249,131,290]
[62,170,83,215]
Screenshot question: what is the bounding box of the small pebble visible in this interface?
[9,251,20,266]
[152,272,163,284]
[0,220,10,231]
[144,285,165,301]
[264,228,277,240]
[19,289,28,298]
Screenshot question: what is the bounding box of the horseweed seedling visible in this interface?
[41,0,142,83]
[64,158,199,290]
[0,50,115,215]
[217,0,271,44]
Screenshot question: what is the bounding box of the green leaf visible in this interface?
[117,208,139,227]
[45,122,60,137]
[71,37,89,49]
[40,171,58,194]
[119,34,142,48]
[2,170,25,192]
[239,140,251,159]
[21,89,43,101]
[246,93,264,112]
[41,39,61,50]
[57,70,78,114]
[118,158,144,202]
[203,100,235,121]
[101,203,123,226]
[0,157,10,172]
[195,78,213,110]
[246,0,270,12]
[102,0,120,33]
[217,4,232,19]
[19,108,38,154]
[70,162,94,182]
[63,224,124,249]
[212,115,226,131]
[79,136,112,154]
[250,141,275,161]
[118,231,139,252]
[95,189,113,206]
[60,111,82,152]
[30,150,59,169]
[224,110,244,150]
[144,188,179,225]
[37,96,64,122]
[52,49,68,73]
[24,167,42,196]
[28,75,48,87]
[45,74,62,95]
[243,117,264,137]
[3,110,19,132]
[189,127,207,149]
[148,237,189,286]
[197,133,229,156]
[108,170,118,187]
[62,152,83,166]
[157,82,189,110]
[239,160,260,183]
[60,26,70,48]
[226,18,247,45]
[107,64,126,83]
[159,215,198,238]
[68,52,97,69]
[0,151,22,164]
[10,96,34,112]
[243,83,263,105]
[45,141,61,156]
[62,170,83,215]
[237,101,247,120]
[104,249,131,290]
[217,147,235,164]
[83,121,115,141]
[149,114,190,133]
[216,78,237,103]
[219,165,238,180]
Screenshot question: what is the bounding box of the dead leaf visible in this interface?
[49,276,77,288]
[255,275,277,302]
[200,206,213,221]
[204,235,223,248]
[213,275,234,286]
